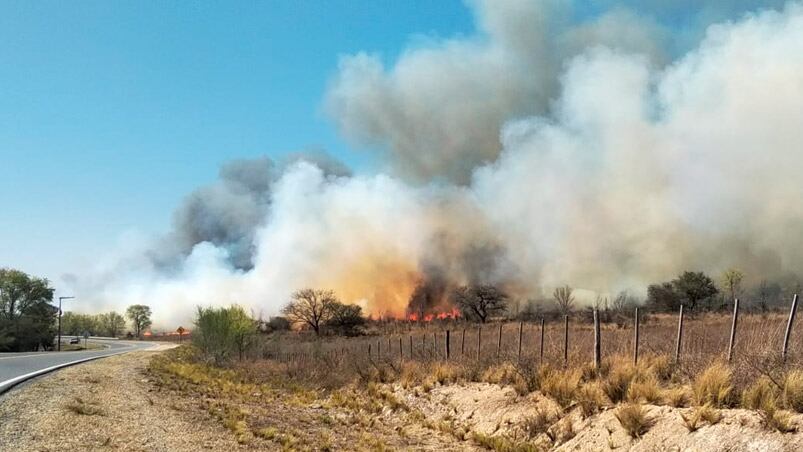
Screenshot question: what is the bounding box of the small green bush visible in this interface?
[193,305,257,364]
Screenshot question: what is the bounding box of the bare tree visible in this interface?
[553,285,575,315]
[721,268,744,302]
[282,289,338,335]
[451,285,508,323]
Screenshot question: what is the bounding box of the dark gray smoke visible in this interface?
[149,152,351,271]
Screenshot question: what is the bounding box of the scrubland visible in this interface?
[145,311,803,451]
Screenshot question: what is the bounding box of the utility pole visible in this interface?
[57,296,75,351]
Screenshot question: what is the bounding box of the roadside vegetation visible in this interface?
[0,267,57,352]
[147,268,803,450]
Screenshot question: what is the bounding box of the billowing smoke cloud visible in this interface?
[325,0,783,184]
[70,1,803,328]
[149,151,351,271]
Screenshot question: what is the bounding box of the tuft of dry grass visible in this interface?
[680,404,721,432]
[482,362,519,386]
[614,403,653,439]
[692,362,733,408]
[400,362,424,388]
[522,409,554,439]
[761,408,797,433]
[576,382,606,418]
[540,369,580,409]
[644,355,673,381]
[783,370,803,413]
[662,387,690,408]
[65,397,104,416]
[602,363,638,404]
[429,362,458,386]
[627,376,663,404]
[742,377,778,411]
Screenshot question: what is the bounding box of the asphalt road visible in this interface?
[0,339,156,394]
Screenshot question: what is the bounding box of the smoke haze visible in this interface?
[70,1,803,327]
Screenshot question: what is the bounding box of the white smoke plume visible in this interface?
[70,1,803,328]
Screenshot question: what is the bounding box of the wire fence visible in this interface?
[261,295,803,383]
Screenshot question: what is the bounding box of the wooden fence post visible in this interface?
[727,298,740,363]
[563,315,569,366]
[368,343,372,358]
[675,304,684,363]
[461,329,466,356]
[446,330,450,360]
[399,336,403,362]
[477,326,482,361]
[782,294,799,363]
[422,334,425,358]
[517,321,523,362]
[409,335,413,359]
[497,323,503,359]
[633,307,640,366]
[388,337,391,355]
[539,318,545,365]
[377,340,381,359]
[593,309,601,370]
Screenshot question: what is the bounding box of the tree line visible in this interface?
[61,305,153,338]
[0,268,56,352]
[1,266,156,351]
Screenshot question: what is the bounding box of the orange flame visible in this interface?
[407,308,460,322]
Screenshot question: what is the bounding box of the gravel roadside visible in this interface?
[0,350,248,452]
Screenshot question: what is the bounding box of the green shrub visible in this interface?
[193,305,257,364]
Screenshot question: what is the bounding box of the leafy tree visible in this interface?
[721,268,744,302]
[325,302,365,336]
[0,268,56,352]
[266,316,290,332]
[98,311,126,337]
[126,304,152,338]
[194,305,257,363]
[61,312,99,336]
[553,285,575,315]
[282,289,337,335]
[646,282,681,311]
[451,285,508,323]
[672,271,718,311]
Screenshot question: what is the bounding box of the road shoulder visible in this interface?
[0,350,247,452]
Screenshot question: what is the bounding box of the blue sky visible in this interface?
[0,0,782,286]
[0,0,474,281]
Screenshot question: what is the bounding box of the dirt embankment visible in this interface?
[3,350,803,451]
[392,381,803,451]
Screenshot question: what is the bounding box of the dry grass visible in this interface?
[65,397,104,416]
[783,370,803,413]
[627,375,663,404]
[540,368,581,409]
[602,362,638,403]
[761,408,797,433]
[470,431,544,452]
[576,382,606,417]
[522,409,554,439]
[742,376,779,411]
[680,404,721,432]
[154,312,803,449]
[662,387,690,407]
[692,362,733,407]
[615,403,653,438]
